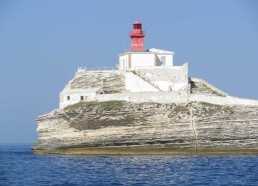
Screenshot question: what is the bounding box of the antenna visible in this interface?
[123,40,126,52]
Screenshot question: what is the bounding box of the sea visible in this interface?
[0,144,257,186]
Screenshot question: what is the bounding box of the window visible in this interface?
[67,96,70,100]
[161,56,166,65]
[80,96,84,101]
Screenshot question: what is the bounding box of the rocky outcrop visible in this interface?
[190,78,228,97]
[33,69,258,154]
[33,101,258,154]
[71,70,125,93]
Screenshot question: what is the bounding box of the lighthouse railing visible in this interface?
[78,67,117,71]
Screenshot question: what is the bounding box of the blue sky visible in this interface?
[0,0,257,143]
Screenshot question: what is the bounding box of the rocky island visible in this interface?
[33,21,258,155]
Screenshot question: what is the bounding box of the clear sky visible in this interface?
[0,0,257,143]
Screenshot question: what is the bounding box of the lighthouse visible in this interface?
[130,21,145,51]
[59,20,189,109]
[118,20,175,71]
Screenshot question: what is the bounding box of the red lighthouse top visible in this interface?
[129,20,146,51]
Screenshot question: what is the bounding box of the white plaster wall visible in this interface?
[59,88,104,109]
[157,54,173,66]
[131,53,155,68]
[133,63,189,92]
[60,90,258,109]
[61,92,258,107]
[190,94,258,106]
[152,81,186,91]
[118,54,129,70]
[94,92,188,104]
[152,81,171,91]
[171,82,188,91]
[134,63,188,82]
[118,49,175,70]
[125,72,159,92]
[60,92,96,109]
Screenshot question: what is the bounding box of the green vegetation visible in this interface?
[65,100,126,111]
[168,102,234,119]
[64,102,86,110]
[198,102,234,116]
[220,106,234,114]
[200,83,212,92]
[198,82,225,96]
[88,100,126,111]
[173,105,189,114]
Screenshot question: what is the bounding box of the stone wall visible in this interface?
[59,66,191,109]
[191,94,258,106]
[59,88,104,109]
[94,92,188,104]
[125,72,159,92]
[92,93,258,107]
[58,67,258,109]
[133,63,188,92]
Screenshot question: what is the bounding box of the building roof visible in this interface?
[146,48,174,54]
[60,87,103,94]
[119,48,174,56]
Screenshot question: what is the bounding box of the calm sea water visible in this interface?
[0,144,257,186]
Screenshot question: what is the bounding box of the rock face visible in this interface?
[33,70,258,154]
[33,100,258,154]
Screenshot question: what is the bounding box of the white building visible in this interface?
[59,21,190,109]
[60,87,104,109]
[118,48,174,71]
[124,63,188,92]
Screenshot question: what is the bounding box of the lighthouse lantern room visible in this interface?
[130,21,146,51]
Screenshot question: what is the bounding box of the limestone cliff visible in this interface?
[33,70,258,154]
[33,100,258,154]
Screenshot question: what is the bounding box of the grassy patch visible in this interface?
[198,102,234,115]
[173,105,189,114]
[94,100,126,111]
[200,84,212,92]
[65,100,126,111]
[64,102,86,110]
